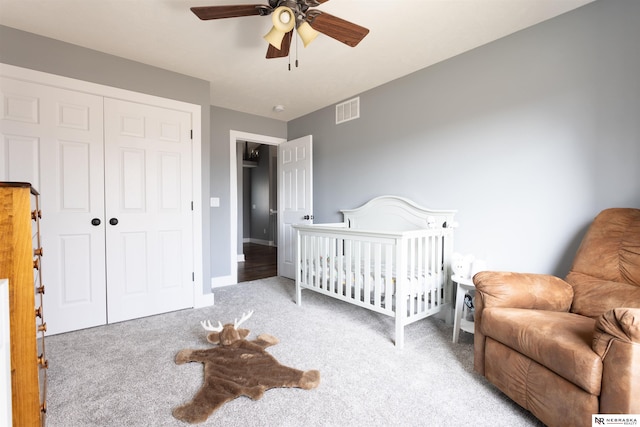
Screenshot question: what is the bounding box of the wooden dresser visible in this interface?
[0,182,47,426]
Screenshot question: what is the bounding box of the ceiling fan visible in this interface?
[191,0,370,59]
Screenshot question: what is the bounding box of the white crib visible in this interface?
[294,196,456,348]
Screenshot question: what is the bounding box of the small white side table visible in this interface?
[452,274,475,343]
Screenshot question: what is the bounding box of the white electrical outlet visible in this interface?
[210,197,220,207]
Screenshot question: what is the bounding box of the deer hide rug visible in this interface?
[173,333,320,424]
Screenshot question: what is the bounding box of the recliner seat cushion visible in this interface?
[481,307,602,395]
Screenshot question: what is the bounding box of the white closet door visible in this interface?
[104,98,194,323]
[0,78,107,335]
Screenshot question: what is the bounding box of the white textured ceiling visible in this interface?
[0,0,594,121]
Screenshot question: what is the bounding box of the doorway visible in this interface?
[228,131,285,286]
[227,131,312,285]
[238,142,278,282]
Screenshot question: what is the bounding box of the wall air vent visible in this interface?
[335,97,360,124]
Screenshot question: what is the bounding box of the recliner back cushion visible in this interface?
[567,208,640,317]
[570,208,640,286]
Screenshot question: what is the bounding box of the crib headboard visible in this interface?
[341,196,456,231]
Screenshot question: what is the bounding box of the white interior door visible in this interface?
[278,135,313,279]
[0,77,107,335]
[104,98,194,323]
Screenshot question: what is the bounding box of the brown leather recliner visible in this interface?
[473,208,640,427]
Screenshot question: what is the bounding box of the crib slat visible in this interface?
[363,242,371,304]
[345,239,352,297]
[336,237,344,296]
[373,243,382,308]
[312,235,317,288]
[418,237,428,312]
[322,236,328,289]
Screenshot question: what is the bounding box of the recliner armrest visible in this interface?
[594,307,640,351]
[472,271,574,375]
[473,271,574,311]
[593,308,640,413]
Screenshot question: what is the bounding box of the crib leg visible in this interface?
[296,281,302,306]
[395,319,404,349]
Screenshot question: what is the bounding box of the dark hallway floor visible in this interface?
[237,243,277,282]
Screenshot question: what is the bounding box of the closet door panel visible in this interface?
[104,98,193,323]
[1,78,42,186]
[0,135,40,185]
[0,78,106,335]
[42,87,106,335]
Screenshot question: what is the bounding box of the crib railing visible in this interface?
[295,225,453,320]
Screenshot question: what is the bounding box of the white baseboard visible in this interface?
[211,275,237,289]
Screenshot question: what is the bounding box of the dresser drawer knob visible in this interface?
[38,322,47,333]
[38,354,48,368]
[34,247,43,256]
[35,306,42,318]
[37,285,45,294]
[33,258,40,270]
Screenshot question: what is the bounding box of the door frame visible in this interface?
[223,130,286,287]
[0,63,210,308]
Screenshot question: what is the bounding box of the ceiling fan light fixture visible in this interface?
[272,6,294,31]
[297,21,319,47]
[191,2,370,60]
[264,27,286,50]
[263,6,295,49]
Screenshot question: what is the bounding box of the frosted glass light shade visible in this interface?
[263,6,295,49]
[264,27,286,49]
[297,21,319,47]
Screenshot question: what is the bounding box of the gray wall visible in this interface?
[250,145,275,243]
[210,106,286,277]
[240,145,273,244]
[288,0,640,276]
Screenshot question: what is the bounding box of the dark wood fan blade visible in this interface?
[307,11,369,47]
[190,5,265,20]
[266,30,293,58]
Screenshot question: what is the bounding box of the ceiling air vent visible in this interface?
[335,97,360,124]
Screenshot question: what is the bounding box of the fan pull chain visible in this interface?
[287,28,300,71]
[295,28,299,68]
[288,30,293,71]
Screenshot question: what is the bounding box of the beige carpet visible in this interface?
[44,276,544,426]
